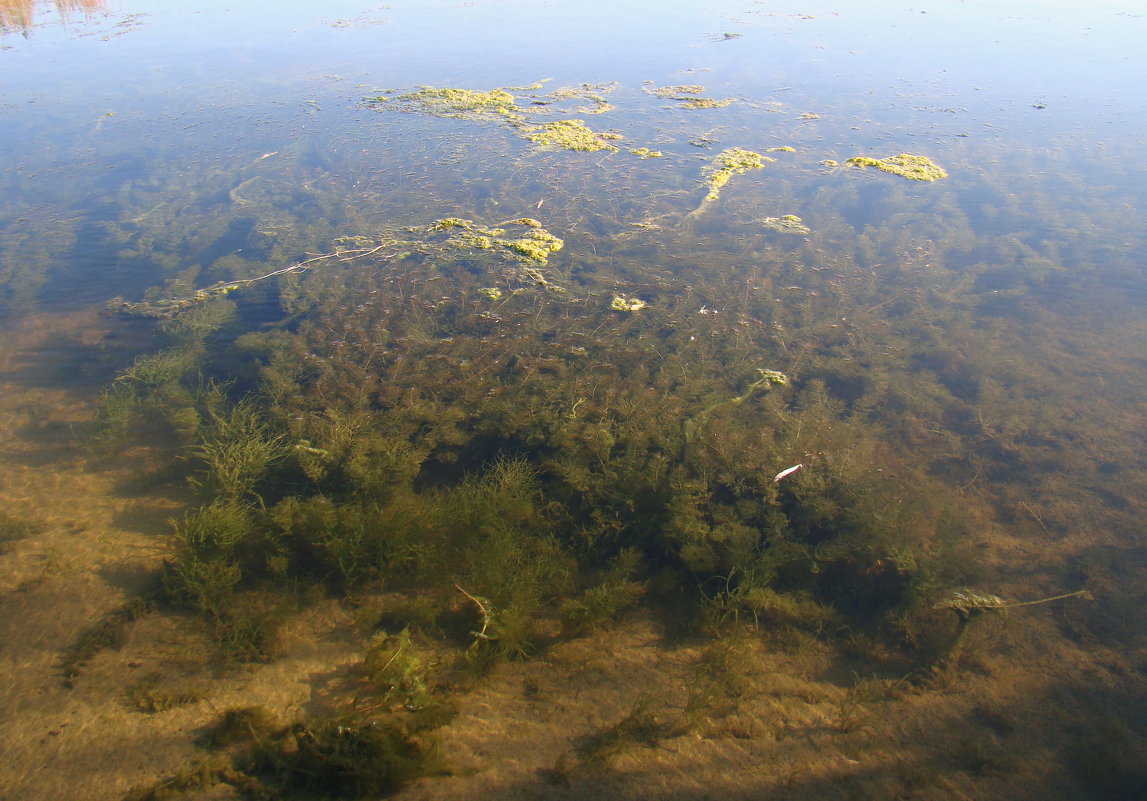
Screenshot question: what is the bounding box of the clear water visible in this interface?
[3,1,1147,798]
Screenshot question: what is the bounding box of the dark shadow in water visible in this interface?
[483,669,1147,801]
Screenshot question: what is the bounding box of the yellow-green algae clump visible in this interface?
[370,84,620,154]
[610,295,647,312]
[647,84,734,110]
[381,87,520,121]
[702,147,770,201]
[762,214,811,236]
[520,119,619,152]
[429,217,564,265]
[845,153,947,181]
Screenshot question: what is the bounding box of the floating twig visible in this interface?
[934,588,1093,620]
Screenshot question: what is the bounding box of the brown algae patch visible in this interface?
[845,153,947,181]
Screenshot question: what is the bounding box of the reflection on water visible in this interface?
[2,2,1147,800]
[0,0,105,31]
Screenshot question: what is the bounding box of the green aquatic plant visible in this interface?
[559,548,647,636]
[683,368,788,444]
[363,627,432,710]
[845,153,947,181]
[187,398,287,502]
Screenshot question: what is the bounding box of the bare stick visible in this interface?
[455,584,494,640]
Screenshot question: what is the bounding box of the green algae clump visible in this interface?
[521,119,619,152]
[702,147,770,201]
[382,86,520,121]
[428,217,564,265]
[628,147,663,159]
[503,228,564,263]
[762,215,811,235]
[610,295,647,312]
[845,153,947,181]
[679,97,734,110]
[647,85,734,110]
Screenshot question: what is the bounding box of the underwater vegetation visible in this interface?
[57,56,1147,801]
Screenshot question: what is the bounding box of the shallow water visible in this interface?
[3,2,1147,800]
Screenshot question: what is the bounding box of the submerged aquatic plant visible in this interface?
[934,588,1093,620]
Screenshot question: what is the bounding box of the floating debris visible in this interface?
[773,463,803,482]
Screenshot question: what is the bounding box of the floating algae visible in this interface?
[646,84,734,110]
[610,295,647,312]
[678,97,734,109]
[702,147,770,201]
[372,86,521,121]
[113,217,567,318]
[845,153,947,181]
[545,82,618,114]
[520,119,619,152]
[762,214,811,235]
[369,83,621,153]
[628,147,663,159]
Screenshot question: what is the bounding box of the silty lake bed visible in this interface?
[2,1,1147,799]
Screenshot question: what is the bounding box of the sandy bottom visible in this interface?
[1,309,1145,801]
